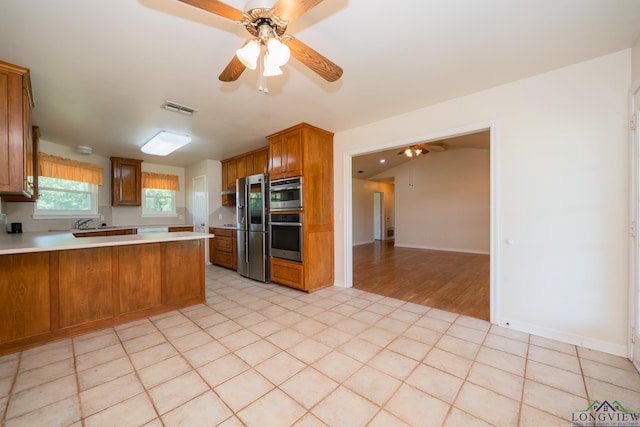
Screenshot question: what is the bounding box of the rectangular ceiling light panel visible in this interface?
[141,131,192,156]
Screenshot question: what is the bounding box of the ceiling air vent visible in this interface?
[161,101,197,116]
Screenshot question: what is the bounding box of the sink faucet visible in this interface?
[74,219,94,229]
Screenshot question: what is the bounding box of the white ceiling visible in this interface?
[1,1,639,167]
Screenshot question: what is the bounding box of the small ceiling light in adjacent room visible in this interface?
[403,145,425,158]
[76,145,92,155]
[141,131,192,156]
[379,159,386,164]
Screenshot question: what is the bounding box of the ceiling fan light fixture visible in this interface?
[236,40,261,70]
[263,54,283,76]
[267,37,290,66]
[403,145,427,157]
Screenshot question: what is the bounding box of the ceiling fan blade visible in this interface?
[178,0,245,22]
[272,0,324,23]
[219,54,246,82]
[424,142,445,151]
[284,37,343,82]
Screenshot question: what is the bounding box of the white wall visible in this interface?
[334,49,631,355]
[185,159,235,228]
[390,148,489,253]
[3,139,187,231]
[352,179,395,245]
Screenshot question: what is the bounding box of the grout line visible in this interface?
[516,331,531,427]
[0,351,21,426]
[113,323,164,425]
[70,336,86,427]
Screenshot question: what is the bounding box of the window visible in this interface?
[33,153,103,218]
[35,177,98,216]
[141,172,179,217]
[143,188,176,215]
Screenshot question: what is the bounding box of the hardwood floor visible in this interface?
[353,241,490,320]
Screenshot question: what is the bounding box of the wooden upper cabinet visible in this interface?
[268,126,303,180]
[220,146,269,206]
[0,60,35,197]
[221,159,229,192]
[252,147,269,175]
[2,126,40,202]
[269,136,284,178]
[111,157,142,206]
[226,159,237,192]
[236,155,247,181]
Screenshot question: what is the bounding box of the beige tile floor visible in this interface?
[1,264,640,426]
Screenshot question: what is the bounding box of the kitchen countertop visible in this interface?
[0,231,213,255]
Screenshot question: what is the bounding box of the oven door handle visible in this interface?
[270,184,301,191]
[270,222,302,226]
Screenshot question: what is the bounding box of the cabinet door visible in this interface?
[117,243,161,313]
[2,126,39,202]
[0,62,33,196]
[236,155,247,179]
[209,229,216,264]
[270,257,304,290]
[221,160,229,192]
[58,247,114,328]
[0,252,50,342]
[111,157,142,206]
[269,135,284,179]
[164,240,204,304]
[227,159,237,191]
[252,147,269,175]
[283,130,302,178]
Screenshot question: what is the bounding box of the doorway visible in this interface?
[348,124,495,322]
[373,192,385,240]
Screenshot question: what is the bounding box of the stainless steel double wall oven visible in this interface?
[269,177,303,262]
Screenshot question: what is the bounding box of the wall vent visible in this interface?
[162,101,197,116]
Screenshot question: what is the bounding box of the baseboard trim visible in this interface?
[494,316,628,357]
[394,243,490,255]
[352,240,375,246]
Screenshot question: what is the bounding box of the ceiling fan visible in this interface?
[178,0,343,84]
[398,142,445,158]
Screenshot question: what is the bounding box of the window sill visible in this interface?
[140,213,178,218]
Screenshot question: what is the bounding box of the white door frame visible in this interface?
[629,80,640,368]
[343,120,499,323]
[192,175,209,261]
[373,192,385,241]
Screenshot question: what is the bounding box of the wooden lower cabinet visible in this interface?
[0,252,50,343]
[118,243,162,313]
[168,226,194,232]
[270,257,304,290]
[209,228,237,270]
[164,240,204,305]
[0,238,206,355]
[57,247,114,328]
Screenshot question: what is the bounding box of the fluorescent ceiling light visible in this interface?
[141,131,191,156]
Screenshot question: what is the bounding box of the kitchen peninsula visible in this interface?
[0,230,211,355]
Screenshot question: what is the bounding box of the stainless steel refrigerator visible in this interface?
[236,173,269,282]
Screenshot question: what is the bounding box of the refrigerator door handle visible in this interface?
[242,183,251,265]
